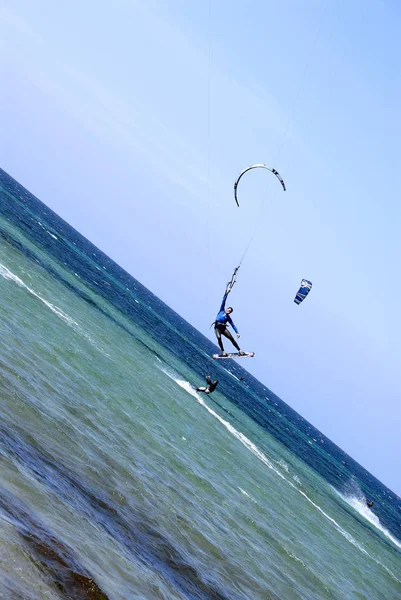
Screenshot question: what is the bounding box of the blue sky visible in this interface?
[1,0,400,494]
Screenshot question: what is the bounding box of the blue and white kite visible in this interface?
[294,279,312,305]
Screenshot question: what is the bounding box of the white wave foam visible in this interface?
[238,487,257,503]
[177,379,284,475]
[299,489,368,552]
[300,489,400,582]
[336,488,401,551]
[0,263,109,356]
[277,460,289,473]
[157,366,286,482]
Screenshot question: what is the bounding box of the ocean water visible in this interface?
[0,168,400,600]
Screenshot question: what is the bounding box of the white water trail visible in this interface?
[0,262,109,356]
[157,364,401,582]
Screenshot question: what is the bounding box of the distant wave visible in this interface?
[0,262,109,356]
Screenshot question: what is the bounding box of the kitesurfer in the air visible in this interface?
[214,287,245,356]
[196,376,219,394]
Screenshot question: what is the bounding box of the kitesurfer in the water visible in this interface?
[214,287,245,356]
[367,500,374,508]
[196,376,219,394]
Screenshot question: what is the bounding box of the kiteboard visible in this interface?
[212,351,255,360]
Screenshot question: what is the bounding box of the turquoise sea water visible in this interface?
[0,169,400,599]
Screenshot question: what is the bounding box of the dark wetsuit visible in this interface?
[196,376,218,394]
[214,291,240,352]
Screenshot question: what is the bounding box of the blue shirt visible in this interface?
[215,292,239,333]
